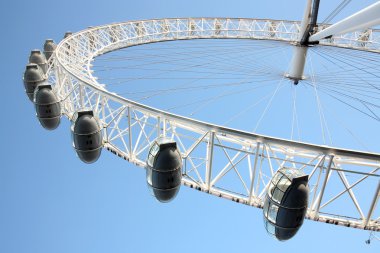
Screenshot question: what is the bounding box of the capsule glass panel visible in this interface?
[263,167,309,241]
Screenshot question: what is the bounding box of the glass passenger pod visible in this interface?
[43,39,57,60]
[146,137,183,203]
[263,167,309,241]
[23,63,46,101]
[33,84,61,130]
[71,110,103,163]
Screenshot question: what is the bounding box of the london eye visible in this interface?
[22,0,380,243]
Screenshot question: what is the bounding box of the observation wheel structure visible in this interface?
[23,3,380,241]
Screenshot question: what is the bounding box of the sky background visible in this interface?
[1,0,379,252]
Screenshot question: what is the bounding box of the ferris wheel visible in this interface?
[23,0,380,242]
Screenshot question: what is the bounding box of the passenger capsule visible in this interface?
[23,63,46,101]
[33,85,61,130]
[64,32,73,53]
[43,39,57,60]
[146,138,182,203]
[64,31,73,38]
[71,110,103,163]
[29,50,48,74]
[263,167,309,241]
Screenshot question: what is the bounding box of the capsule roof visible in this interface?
[155,137,177,148]
[29,50,47,65]
[24,64,45,82]
[73,110,101,135]
[147,137,179,168]
[33,85,56,104]
[44,39,57,51]
[268,168,308,207]
[64,31,73,38]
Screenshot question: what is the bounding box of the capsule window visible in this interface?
[278,177,291,192]
[271,172,283,185]
[146,167,153,185]
[263,198,270,217]
[147,154,155,167]
[147,142,160,167]
[268,202,279,223]
[273,188,285,203]
[264,219,276,235]
[150,143,159,156]
[268,182,275,197]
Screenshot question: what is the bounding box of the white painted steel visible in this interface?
[287,0,310,83]
[299,0,313,41]
[310,1,380,42]
[366,181,380,227]
[287,45,308,82]
[46,18,380,232]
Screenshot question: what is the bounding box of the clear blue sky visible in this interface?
[1,0,379,252]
